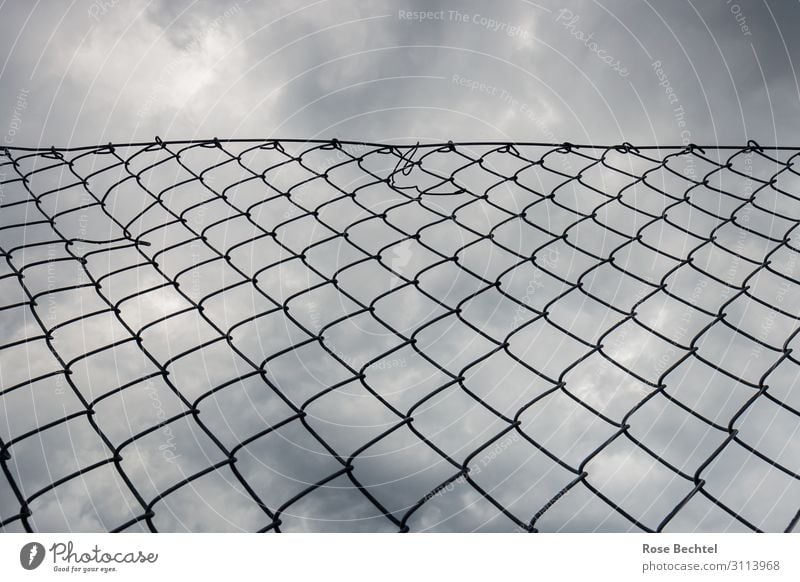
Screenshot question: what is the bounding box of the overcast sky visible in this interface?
[1,1,799,533]
[1,0,799,147]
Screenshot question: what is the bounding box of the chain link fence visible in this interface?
[0,139,798,532]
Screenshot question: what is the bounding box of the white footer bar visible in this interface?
[1,533,797,581]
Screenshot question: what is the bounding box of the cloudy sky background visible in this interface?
[1,0,799,533]
[1,0,799,147]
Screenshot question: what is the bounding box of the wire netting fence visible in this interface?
[0,139,798,533]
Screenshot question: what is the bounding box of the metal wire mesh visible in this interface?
[0,139,798,533]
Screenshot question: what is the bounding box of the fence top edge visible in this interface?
[2,139,797,153]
